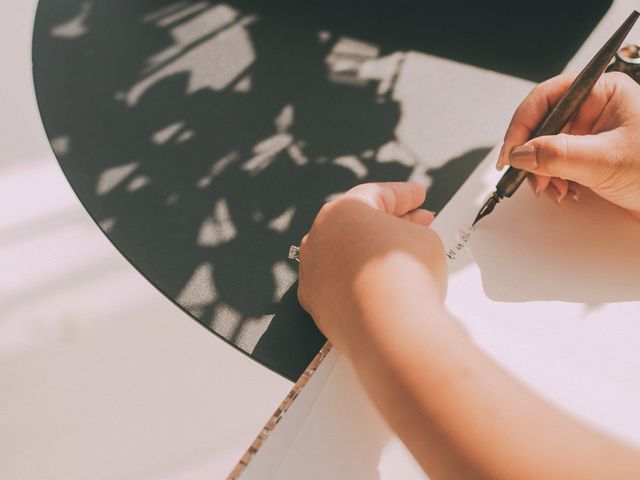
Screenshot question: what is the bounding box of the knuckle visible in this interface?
[323,196,354,217]
[349,182,373,194]
[296,283,307,309]
[299,234,310,255]
[537,135,567,168]
[606,70,631,87]
[315,201,336,224]
[503,122,526,145]
[312,198,354,236]
[553,73,575,85]
[378,186,396,213]
[530,83,544,99]
[299,233,309,252]
[604,71,640,100]
[346,182,379,202]
[296,272,314,315]
[556,133,569,161]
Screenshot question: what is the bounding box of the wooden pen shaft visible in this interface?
[496,10,639,199]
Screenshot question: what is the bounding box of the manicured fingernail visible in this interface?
[568,185,581,203]
[558,190,568,205]
[496,144,506,170]
[526,176,538,196]
[509,144,537,170]
[547,183,562,205]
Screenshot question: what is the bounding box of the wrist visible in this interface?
[340,250,453,359]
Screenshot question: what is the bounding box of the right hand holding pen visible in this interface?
[497,72,640,220]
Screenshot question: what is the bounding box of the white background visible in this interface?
[0,1,291,478]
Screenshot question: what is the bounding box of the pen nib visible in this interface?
[472,193,500,226]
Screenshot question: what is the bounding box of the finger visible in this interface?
[568,181,581,203]
[297,234,309,269]
[534,174,551,194]
[545,183,561,205]
[401,208,435,226]
[506,131,621,188]
[568,73,619,135]
[344,181,426,216]
[527,174,550,195]
[549,177,569,203]
[497,74,575,170]
[498,73,622,169]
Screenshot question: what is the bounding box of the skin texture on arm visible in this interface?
[297,182,640,479]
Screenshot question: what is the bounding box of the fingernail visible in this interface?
[509,144,537,170]
[546,183,562,205]
[527,176,541,196]
[496,144,505,170]
[568,186,580,203]
[558,190,569,205]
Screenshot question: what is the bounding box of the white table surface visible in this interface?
[0,2,291,479]
[3,1,639,479]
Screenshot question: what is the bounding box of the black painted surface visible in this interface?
[32,0,610,380]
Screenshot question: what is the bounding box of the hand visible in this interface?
[298,183,640,480]
[297,182,447,355]
[497,72,640,219]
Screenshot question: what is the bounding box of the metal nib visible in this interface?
[472,193,500,226]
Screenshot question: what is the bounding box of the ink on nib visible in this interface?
[472,193,500,226]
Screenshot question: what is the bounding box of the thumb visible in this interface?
[343,182,426,217]
[508,131,622,188]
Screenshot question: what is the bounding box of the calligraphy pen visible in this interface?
[472,10,640,227]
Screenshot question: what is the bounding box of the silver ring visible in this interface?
[288,245,300,263]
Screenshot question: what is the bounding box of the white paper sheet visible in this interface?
[239,3,640,477]
[241,145,640,480]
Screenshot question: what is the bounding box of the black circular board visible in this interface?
[33,0,610,380]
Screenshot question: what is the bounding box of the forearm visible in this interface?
[343,255,640,479]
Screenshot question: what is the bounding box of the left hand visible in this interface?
[297,182,447,355]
